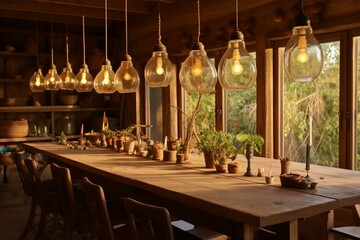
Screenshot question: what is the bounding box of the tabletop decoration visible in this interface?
[279,156,291,175]
[236,133,264,176]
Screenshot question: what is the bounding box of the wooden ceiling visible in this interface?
[0,0,277,26]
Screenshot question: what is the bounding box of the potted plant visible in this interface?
[197,128,218,168]
[236,133,264,176]
[115,125,137,152]
[207,130,236,173]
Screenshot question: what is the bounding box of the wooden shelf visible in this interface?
[0,136,55,144]
[0,105,117,113]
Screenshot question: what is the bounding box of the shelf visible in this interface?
[0,136,55,144]
[0,105,118,113]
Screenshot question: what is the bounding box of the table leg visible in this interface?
[289,219,298,240]
[243,224,255,240]
[326,210,335,240]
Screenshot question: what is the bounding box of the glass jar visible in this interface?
[55,113,75,136]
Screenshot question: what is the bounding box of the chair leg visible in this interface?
[51,212,59,240]
[20,197,37,239]
[35,209,48,239]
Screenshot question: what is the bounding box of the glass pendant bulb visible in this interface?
[115,54,140,93]
[75,64,94,92]
[75,16,93,92]
[218,31,256,90]
[94,59,116,94]
[284,13,323,82]
[179,42,217,93]
[29,68,45,92]
[144,43,173,87]
[60,62,75,90]
[44,64,61,91]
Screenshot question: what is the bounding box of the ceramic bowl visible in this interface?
[279,173,302,187]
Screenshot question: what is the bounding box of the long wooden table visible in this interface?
[22,142,360,240]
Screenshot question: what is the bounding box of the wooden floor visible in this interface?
[0,165,35,240]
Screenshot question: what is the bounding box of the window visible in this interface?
[224,52,257,136]
[281,41,340,167]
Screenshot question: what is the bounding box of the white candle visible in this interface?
[81,123,84,135]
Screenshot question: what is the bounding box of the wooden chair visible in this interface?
[123,197,175,240]
[331,205,360,239]
[51,163,89,239]
[81,176,130,240]
[14,152,54,239]
[24,157,59,239]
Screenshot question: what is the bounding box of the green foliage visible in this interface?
[198,129,236,165]
[236,133,264,155]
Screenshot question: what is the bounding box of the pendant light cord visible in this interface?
[301,0,304,13]
[82,15,86,65]
[105,0,108,61]
[158,0,161,43]
[235,0,239,31]
[35,0,39,67]
[65,25,69,63]
[51,21,54,65]
[196,0,200,42]
[125,0,128,56]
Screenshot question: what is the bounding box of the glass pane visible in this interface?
[283,41,340,167]
[225,52,256,136]
[185,92,215,145]
[148,87,163,142]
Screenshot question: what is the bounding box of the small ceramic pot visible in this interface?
[265,176,275,184]
[228,162,240,174]
[215,164,227,173]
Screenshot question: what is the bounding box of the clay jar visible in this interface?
[152,141,164,160]
[280,159,291,175]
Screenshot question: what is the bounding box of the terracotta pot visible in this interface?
[203,151,215,168]
[215,164,227,173]
[163,150,177,162]
[123,141,136,153]
[153,149,164,160]
[0,118,28,138]
[167,139,178,151]
[176,154,185,164]
[280,160,291,175]
[228,162,240,174]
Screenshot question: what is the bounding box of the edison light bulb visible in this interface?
[191,57,203,77]
[284,14,323,82]
[218,31,256,90]
[179,42,217,93]
[231,48,243,75]
[94,60,116,94]
[156,57,164,75]
[44,64,61,91]
[115,55,140,93]
[296,29,309,63]
[29,69,45,92]
[75,64,94,92]
[144,43,174,87]
[60,62,75,90]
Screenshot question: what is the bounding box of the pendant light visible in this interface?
[144,0,173,88]
[59,25,75,90]
[94,0,116,94]
[29,9,45,92]
[114,0,140,93]
[44,22,61,91]
[75,15,94,92]
[217,0,256,90]
[284,0,323,82]
[179,0,217,93]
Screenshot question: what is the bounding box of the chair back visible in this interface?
[123,197,174,240]
[14,152,33,196]
[81,177,115,240]
[50,163,78,224]
[25,158,52,206]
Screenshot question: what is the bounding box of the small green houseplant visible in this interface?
[236,133,264,176]
[197,128,218,168]
[200,130,236,173]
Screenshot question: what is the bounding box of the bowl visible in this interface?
[280,174,302,187]
[0,98,28,106]
[0,147,16,165]
[85,132,101,143]
[58,94,78,105]
[4,45,16,52]
[0,118,29,138]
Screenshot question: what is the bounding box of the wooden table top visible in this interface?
[23,142,359,228]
